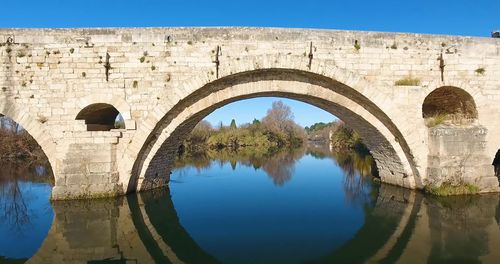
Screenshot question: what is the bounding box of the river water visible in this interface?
[2,146,500,263]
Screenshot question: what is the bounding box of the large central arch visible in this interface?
[127,69,420,193]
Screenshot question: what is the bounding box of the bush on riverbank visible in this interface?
[329,123,366,152]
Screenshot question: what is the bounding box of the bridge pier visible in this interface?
[427,125,500,192]
[51,131,126,200]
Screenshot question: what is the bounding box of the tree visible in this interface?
[229,119,237,130]
[262,100,295,134]
[261,100,306,146]
[217,121,224,131]
[190,120,212,141]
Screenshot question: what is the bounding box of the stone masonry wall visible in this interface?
[427,125,499,192]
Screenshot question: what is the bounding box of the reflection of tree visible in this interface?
[174,151,212,172]
[0,165,31,233]
[261,147,305,186]
[333,148,375,205]
[307,142,377,205]
[0,162,53,233]
[174,141,378,194]
[174,146,306,186]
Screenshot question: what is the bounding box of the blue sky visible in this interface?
[2,0,497,127]
[205,98,334,127]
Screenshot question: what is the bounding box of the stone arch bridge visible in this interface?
[0,27,499,199]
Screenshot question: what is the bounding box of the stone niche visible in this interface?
[427,125,499,192]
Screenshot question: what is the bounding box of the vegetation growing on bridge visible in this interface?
[475,67,485,75]
[394,77,421,86]
[424,113,448,127]
[424,182,479,196]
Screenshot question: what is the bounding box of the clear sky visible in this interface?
[2,0,497,127]
[205,97,334,127]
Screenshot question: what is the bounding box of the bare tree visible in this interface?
[262,100,295,134]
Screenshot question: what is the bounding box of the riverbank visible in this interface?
[0,129,45,161]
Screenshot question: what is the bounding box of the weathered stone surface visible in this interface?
[0,27,499,199]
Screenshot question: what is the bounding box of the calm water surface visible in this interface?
[2,147,500,263]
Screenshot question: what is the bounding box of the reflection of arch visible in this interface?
[128,69,420,193]
[130,186,417,264]
[422,86,478,120]
[76,103,122,131]
[28,184,419,263]
[314,185,421,263]
[128,190,220,264]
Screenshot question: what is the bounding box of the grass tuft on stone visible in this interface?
[424,182,479,196]
[425,113,447,127]
[475,67,485,75]
[395,77,421,86]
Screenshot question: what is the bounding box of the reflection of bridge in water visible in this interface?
[27,185,500,263]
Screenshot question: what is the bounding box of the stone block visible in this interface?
[88,162,112,173]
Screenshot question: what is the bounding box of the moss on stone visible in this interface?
[424,182,479,196]
[51,190,124,201]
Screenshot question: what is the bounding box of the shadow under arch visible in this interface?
[76,103,124,131]
[129,69,421,193]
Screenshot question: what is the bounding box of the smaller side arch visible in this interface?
[75,94,132,120]
[76,103,124,131]
[422,86,478,124]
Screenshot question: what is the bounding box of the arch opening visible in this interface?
[127,69,419,193]
[0,114,53,168]
[0,114,55,256]
[422,86,478,126]
[173,98,380,188]
[75,103,125,131]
